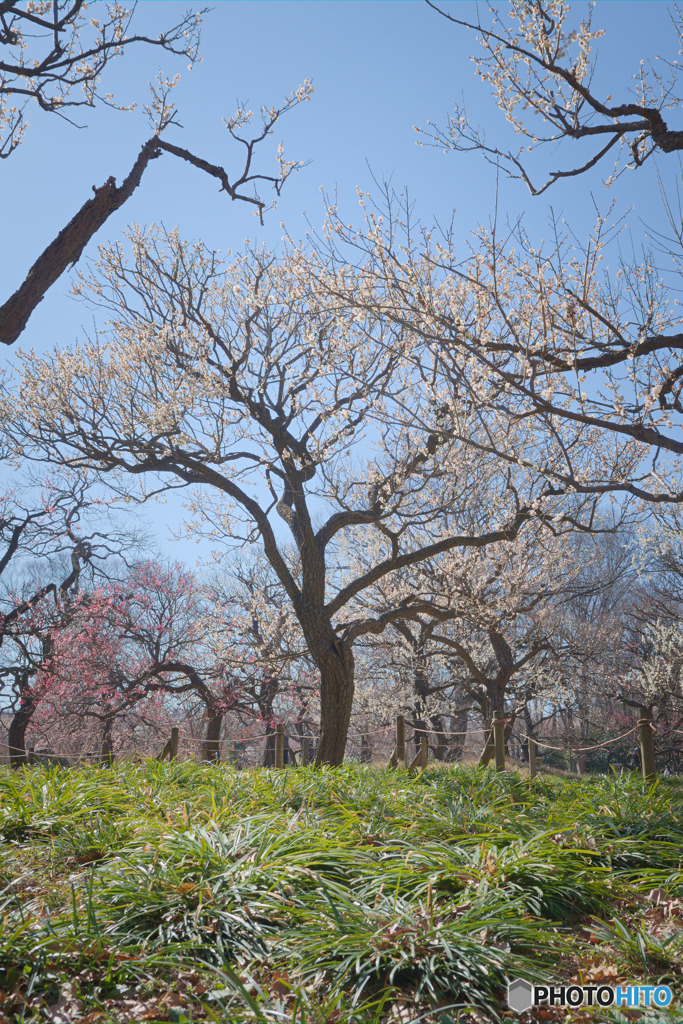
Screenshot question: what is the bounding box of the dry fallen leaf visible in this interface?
[582,963,619,983]
[270,971,292,998]
[46,982,84,1023]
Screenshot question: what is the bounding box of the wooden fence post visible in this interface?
[420,734,428,769]
[396,715,406,767]
[275,724,284,769]
[27,745,35,765]
[493,711,506,772]
[529,736,537,780]
[169,727,179,761]
[302,737,310,766]
[639,709,656,782]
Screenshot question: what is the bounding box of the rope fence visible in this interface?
[402,723,491,737]
[517,724,640,753]
[1,709,671,781]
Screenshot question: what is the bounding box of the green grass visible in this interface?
[1,762,682,1023]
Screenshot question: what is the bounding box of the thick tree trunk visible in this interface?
[314,641,355,767]
[479,733,495,766]
[431,714,447,761]
[202,707,223,763]
[430,716,446,765]
[479,681,505,766]
[100,716,114,766]
[256,680,278,767]
[258,697,276,767]
[450,708,469,762]
[8,679,34,768]
[263,730,276,767]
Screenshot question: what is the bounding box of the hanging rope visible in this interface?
[518,724,639,753]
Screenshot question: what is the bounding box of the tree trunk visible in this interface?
[202,706,222,763]
[479,681,505,766]
[100,716,114,766]
[282,731,293,766]
[565,709,575,773]
[412,645,430,758]
[259,700,276,767]
[257,682,278,767]
[431,714,447,761]
[479,731,495,766]
[314,641,355,767]
[578,717,589,775]
[522,704,535,764]
[504,710,517,757]
[8,676,34,768]
[263,729,276,767]
[450,708,469,762]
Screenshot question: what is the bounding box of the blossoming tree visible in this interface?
[411,0,683,494]
[5,230,597,765]
[0,471,137,764]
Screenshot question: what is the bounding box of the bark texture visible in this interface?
[8,676,33,767]
[0,115,288,346]
[202,706,223,763]
[314,640,355,767]
[0,139,165,345]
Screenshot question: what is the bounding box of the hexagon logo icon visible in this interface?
[508,978,533,1013]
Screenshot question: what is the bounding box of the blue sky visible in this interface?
[2,0,678,563]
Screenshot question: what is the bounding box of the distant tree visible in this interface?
[0,472,134,764]
[34,559,250,762]
[617,528,683,722]
[348,505,623,761]
[207,553,319,766]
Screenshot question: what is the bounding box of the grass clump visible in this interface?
[0,761,682,1022]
